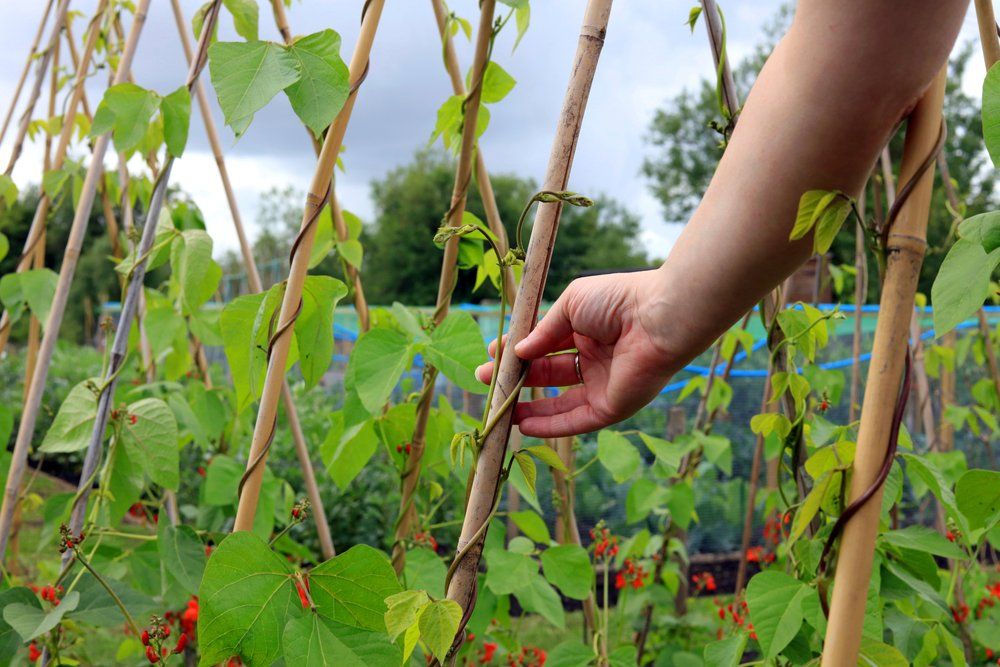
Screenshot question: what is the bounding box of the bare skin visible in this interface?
[476,0,970,438]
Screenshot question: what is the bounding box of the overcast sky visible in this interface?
[0,1,988,258]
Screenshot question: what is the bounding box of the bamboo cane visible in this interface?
[23,36,62,400]
[881,149,939,447]
[0,0,109,355]
[0,0,55,151]
[443,1,613,651]
[430,0,516,303]
[61,0,224,557]
[390,0,498,575]
[232,0,386,534]
[0,0,150,563]
[975,0,1000,69]
[169,0,337,559]
[3,0,72,178]
[821,67,946,666]
[269,0,371,334]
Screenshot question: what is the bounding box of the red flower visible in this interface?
[746,546,763,563]
[141,630,151,646]
[173,633,189,654]
[130,414,138,425]
[951,602,970,624]
[615,573,626,590]
[146,645,160,663]
[480,641,498,663]
[28,643,41,662]
[987,582,1000,599]
[946,530,956,542]
[296,581,311,609]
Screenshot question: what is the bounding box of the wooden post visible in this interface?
[0,0,109,355]
[169,0,337,560]
[444,1,613,651]
[849,200,868,422]
[391,0,498,575]
[0,0,55,150]
[233,0,386,534]
[821,68,945,666]
[0,0,150,563]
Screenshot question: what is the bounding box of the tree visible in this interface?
[641,11,995,300]
[364,148,649,305]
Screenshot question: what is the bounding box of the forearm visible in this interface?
[645,0,968,364]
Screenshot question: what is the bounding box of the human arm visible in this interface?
[476,0,969,437]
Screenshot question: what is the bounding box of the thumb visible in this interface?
[515,282,577,359]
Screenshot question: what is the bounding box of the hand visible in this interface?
[475,269,681,438]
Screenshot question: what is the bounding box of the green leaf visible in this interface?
[484,548,536,596]
[0,268,58,329]
[480,61,516,103]
[789,471,835,545]
[983,61,1000,167]
[208,41,301,136]
[220,286,299,411]
[857,637,908,667]
[402,548,446,599]
[338,239,363,269]
[297,275,348,388]
[0,588,39,659]
[160,86,191,157]
[626,478,669,524]
[171,229,218,314]
[346,327,411,414]
[666,480,695,530]
[513,572,564,628]
[540,544,593,601]
[90,83,161,153]
[0,233,7,263]
[745,571,809,659]
[597,430,641,482]
[703,632,748,667]
[158,522,207,595]
[638,432,687,473]
[284,30,350,137]
[514,451,537,494]
[547,642,595,667]
[513,4,530,51]
[67,573,157,628]
[425,311,488,393]
[198,531,297,666]
[521,444,568,472]
[384,590,429,641]
[696,432,732,475]
[790,190,853,253]
[958,211,1000,253]
[222,0,259,40]
[320,413,379,489]
[510,510,550,543]
[418,599,462,662]
[283,613,401,667]
[0,174,18,207]
[931,238,1000,336]
[310,545,402,631]
[881,525,965,560]
[39,380,99,453]
[3,591,79,642]
[955,468,1000,531]
[122,398,179,490]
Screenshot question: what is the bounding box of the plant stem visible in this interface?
[73,547,142,636]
